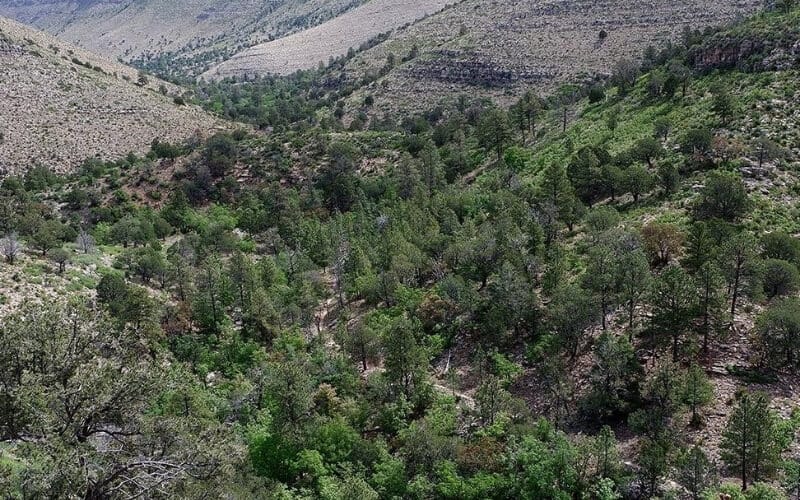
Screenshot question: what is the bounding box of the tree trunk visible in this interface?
[731,265,741,317]
[673,333,679,362]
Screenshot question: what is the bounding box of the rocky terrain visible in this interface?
[0,0,364,75]
[201,0,455,80]
[0,15,222,173]
[338,0,764,114]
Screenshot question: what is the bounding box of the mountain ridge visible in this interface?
[0,0,366,76]
[0,14,223,173]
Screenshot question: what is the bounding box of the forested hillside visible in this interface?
[2,3,800,499]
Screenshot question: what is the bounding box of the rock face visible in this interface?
[201,0,454,80]
[0,0,364,74]
[0,16,221,174]
[692,36,800,73]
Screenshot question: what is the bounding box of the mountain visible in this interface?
[4,3,800,499]
[200,0,455,80]
[332,0,764,115]
[0,0,366,76]
[0,15,221,173]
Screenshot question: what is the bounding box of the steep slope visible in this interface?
[201,0,455,80]
[0,16,221,173]
[0,0,365,76]
[337,0,763,115]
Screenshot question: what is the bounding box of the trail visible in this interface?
[309,273,475,409]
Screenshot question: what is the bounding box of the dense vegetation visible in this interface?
[2,4,800,499]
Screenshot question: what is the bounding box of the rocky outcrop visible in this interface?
[692,36,800,72]
[406,50,557,87]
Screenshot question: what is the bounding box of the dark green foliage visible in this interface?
[150,138,183,159]
[653,117,672,141]
[29,219,71,256]
[0,302,236,496]
[756,298,800,369]
[638,438,669,498]
[676,446,716,500]
[581,333,642,421]
[5,6,800,497]
[719,233,760,316]
[762,259,800,299]
[546,283,597,358]
[204,133,238,178]
[317,141,361,213]
[681,364,714,427]
[622,164,655,202]
[382,315,430,402]
[711,84,737,125]
[695,262,728,353]
[649,264,695,361]
[588,85,606,103]
[694,171,750,222]
[583,244,618,331]
[49,247,70,273]
[762,232,800,265]
[567,145,613,206]
[721,391,783,490]
[630,137,664,168]
[477,108,512,160]
[681,128,714,159]
[617,247,652,331]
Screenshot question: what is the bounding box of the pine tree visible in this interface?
[382,315,429,400]
[720,391,782,490]
[583,244,617,331]
[681,364,714,427]
[616,248,652,334]
[719,233,759,317]
[650,264,695,361]
[695,262,727,354]
[676,446,716,500]
[593,425,621,480]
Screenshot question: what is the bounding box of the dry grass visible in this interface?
[0,0,365,66]
[0,16,223,173]
[202,0,455,79]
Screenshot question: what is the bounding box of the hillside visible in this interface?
[0,15,221,173]
[0,0,365,77]
[4,4,800,499]
[201,0,455,80]
[336,0,763,115]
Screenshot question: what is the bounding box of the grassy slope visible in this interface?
[524,69,800,233]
